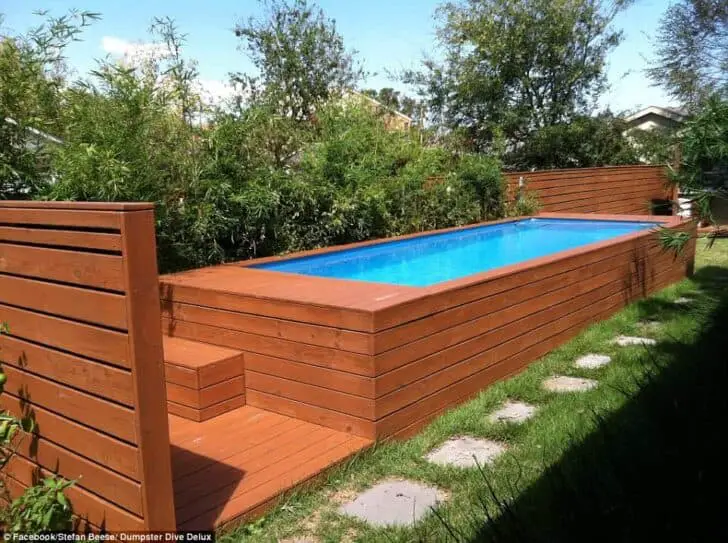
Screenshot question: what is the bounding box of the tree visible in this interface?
[647,0,728,107]
[403,0,631,151]
[0,10,98,198]
[505,113,639,170]
[233,0,363,120]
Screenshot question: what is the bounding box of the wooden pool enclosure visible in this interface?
[0,166,697,531]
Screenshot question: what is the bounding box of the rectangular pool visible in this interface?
[161,213,694,441]
[252,218,659,287]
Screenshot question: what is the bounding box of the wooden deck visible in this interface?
[169,406,372,530]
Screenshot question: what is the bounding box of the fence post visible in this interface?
[120,207,176,530]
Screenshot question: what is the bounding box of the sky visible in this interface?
[1,0,677,114]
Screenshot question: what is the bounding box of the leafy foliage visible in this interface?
[1,324,74,533]
[233,0,364,120]
[647,0,728,106]
[404,0,632,150]
[0,10,98,198]
[2,476,74,532]
[506,114,639,170]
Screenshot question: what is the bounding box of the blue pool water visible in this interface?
[252,218,658,287]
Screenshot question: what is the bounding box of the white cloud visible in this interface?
[101,36,170,61]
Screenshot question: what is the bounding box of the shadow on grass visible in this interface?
[449,265,728,543]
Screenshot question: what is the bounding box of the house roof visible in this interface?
[346,90,413,122]
[623,106,688,125]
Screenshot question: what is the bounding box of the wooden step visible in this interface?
[163,336,245,422]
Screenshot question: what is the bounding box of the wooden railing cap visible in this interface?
[0,201,154,211]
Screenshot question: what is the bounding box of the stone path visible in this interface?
[425,436,506,468]
[338,479,445,527]
[488,400,537,423]
[574,354,612,369]
[543,375,598,392]
[613,335,657,347]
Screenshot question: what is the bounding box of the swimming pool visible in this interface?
[252,218,659,287]
[161,213,694,440]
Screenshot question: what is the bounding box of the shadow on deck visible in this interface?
[169,406,371,530]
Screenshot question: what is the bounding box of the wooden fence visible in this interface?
[504,165,675,214]
[0,202,175,530]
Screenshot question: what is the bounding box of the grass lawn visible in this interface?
[222,239,728,543]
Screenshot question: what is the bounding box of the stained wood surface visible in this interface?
[0,201,175,530]
[505,165,672,214]
[169,406,371,529]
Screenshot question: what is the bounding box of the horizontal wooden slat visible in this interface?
[0,335,134,406]
[163,301,372,354]
[11,433,143,514]
[167,395,245,422]
[1,365,137,444]
[0,304,129,367]
[245,371,374,419]
[0,274,127,329]
[4,455,144,531]
[166,377,244,409]
[373,240,665,354]
[0,207,123,229]
[0,243,124,290]
[0,394,139,479]
[247,390,375,438]
[164,318,374,376]
[0,226,122,251]
[245,352,375,398]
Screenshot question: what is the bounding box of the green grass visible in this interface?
[222,240,728,543]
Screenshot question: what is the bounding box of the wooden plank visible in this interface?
[245,371,374,419]
[178,434,367,529]
[163,335,243,388]
[0,207,122,229]
[167,395,245,422]
[160,283,373,332]
[166,377,244,409]
[375,260,675,402]
[374,257,657,375]
[170,410,296,476]
[173,422,326,507]
[4,455,145,531]
[165,363,200,389]
[247,390,375,438]
[0,274,127,329]
[373,241,665,354]
[164,318,374,376]
[12,434,143,515]
[0,335,134,406]
[1,365,137,443]
[0,303,129,367]
[163,301,372,355]
[0,243,124,290]
[245,353,375,398]
[372,230,661,330]
[175,428,349,524]
[0,394,140,479]
[0,201,152,211]
[0,226,122,251]
[119,209,176,530]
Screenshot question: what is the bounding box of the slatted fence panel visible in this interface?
[504,165,675,214]
[0,201,175,531]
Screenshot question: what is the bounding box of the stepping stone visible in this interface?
[543,375,598,392]
[488,401,537,423]
[613,335,657,347]
[674,297,693,305]
[425,436,506,468]
[339,481,445,526]
[639,320,662,330]
[338,479,444,527]
[574,354,612,369]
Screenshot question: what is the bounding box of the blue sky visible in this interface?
[1,0,675,113]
